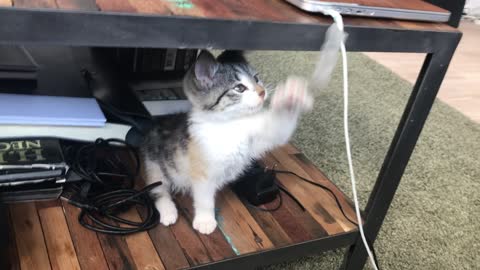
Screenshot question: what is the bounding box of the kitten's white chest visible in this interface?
[190,118,257,183]
[194,119,252,159]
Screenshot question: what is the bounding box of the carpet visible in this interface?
[245,51,480,270]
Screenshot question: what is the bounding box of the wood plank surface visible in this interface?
[192,0,318,22]
[135,171,191,270]
[62,201,109,270]
[55,0,98,10]
[5,144,358,270]
[88,151,154,270]
[274,149,356,231]
[13,0,57,8]
[216,188,274,254]
[119,209,166,270]
[269,149,351,234]
[276,188,330,239]
[138,206,190,270]
[262,155,329,241]
[292,153,358,225]
[242,197,293,247]
[0,206,20,270]
[273,147,358,227]
[169,208,212,265]
[189,0,236,18]
[125,0,172,14]
[271,148,357,231]
[176,195,237,261]
[97,229,137,270]
[9,203,51,270]
[157,0,206,17]
[96,0,136,13]
[0,0,12,7]
[36,200,81,270]
[282,144,301,154]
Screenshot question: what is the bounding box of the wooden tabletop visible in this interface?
[0,0,461,54]
[1,0,457,33]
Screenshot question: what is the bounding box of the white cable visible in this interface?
[340,40,379,270]
[316,10,379,270]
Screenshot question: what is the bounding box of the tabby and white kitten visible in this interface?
[141,50,312,234]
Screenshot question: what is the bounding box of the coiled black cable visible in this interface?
[62,138,162,235]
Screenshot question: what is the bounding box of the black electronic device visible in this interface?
[232,161,279,206]
[109,48,197,80]
[0,45,38,92]
[77,48,153,133]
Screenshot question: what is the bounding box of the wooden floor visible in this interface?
[366,21,480,123]
[0,145,358,270]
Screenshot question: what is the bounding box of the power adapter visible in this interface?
[232,161,279,206]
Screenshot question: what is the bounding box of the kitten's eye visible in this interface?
[234,84,247,93]
[254,74,260,83]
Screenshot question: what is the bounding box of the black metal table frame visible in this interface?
[0,7,462,270]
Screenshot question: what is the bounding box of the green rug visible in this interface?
[246,51,480,270]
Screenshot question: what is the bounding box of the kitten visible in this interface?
[141,50,312,234]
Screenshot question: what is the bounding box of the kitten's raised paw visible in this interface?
[156,198,178,226]
[193,214,217,234]
[272,76,313,112]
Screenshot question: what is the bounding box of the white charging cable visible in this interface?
[313,9,380,270]
[339,29,380,270]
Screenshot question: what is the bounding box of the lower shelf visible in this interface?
[1,144,359,270]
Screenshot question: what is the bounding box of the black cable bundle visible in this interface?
[62,138,161,235]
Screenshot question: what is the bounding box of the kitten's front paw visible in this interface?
[272,76,313,113]
[156,198,178,226]
[193,214,217,235]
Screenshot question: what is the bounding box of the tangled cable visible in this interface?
[62,138,161,235]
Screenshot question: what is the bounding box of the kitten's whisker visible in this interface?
[264,83,275,93]
[265,82,274,89]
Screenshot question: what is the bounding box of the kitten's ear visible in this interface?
[217,50,246,63]
[194,50,218,87]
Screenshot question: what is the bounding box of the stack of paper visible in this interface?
[0,93,106,126]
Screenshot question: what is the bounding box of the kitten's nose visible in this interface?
[255,84,266,100]
[258,90,266,99]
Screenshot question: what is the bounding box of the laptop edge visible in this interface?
[285,0,451,22]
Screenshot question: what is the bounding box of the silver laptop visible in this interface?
[285,0,451,22]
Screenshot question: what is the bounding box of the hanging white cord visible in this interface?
[312,10,379,270]
[340,37,379,270]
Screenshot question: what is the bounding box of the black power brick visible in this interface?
[232,161,279,206]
